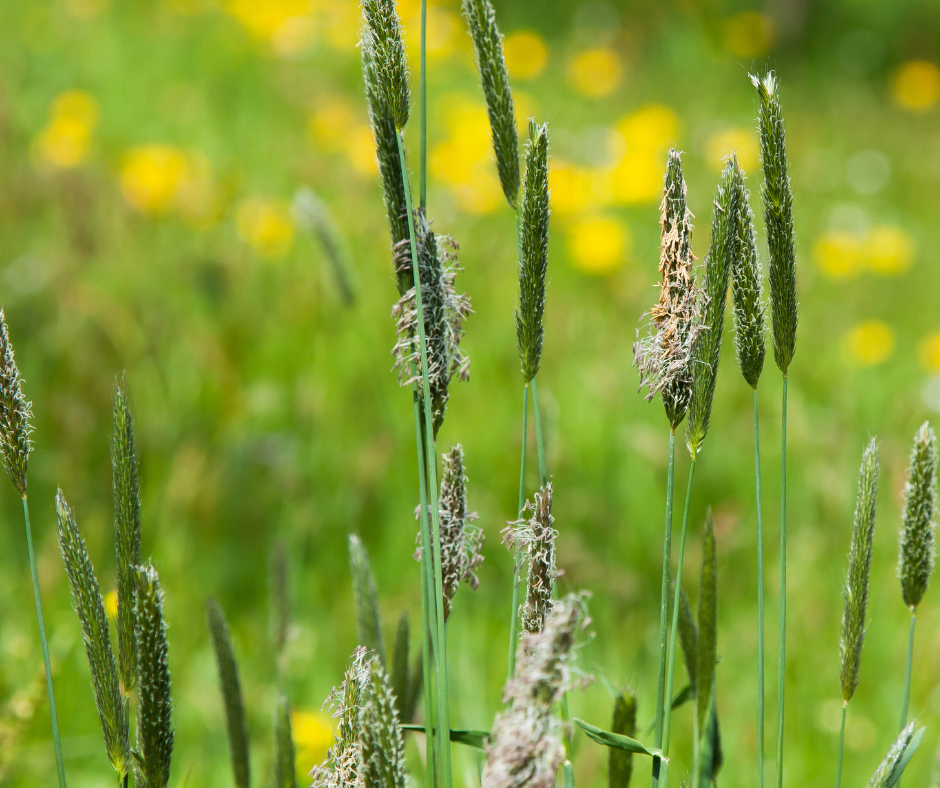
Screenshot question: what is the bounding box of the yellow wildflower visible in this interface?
[842,321,895,367]
[317,1,359,49]
[175,152,221,229]
[722,12,773,58]
[120,145,189,214]
[292,709,335,779]
[568,48,622,98]
[453,168,503,215]
[104,590,118,620]
[866,225,914,275]
[704,128,759,173]
[307,97,357,153]
[892,61,940,112]
[568,215,629,275]
[236,197,295,258]
[813,232,862,279]
[228,0,313,53]
[503,31,548,80]
[814,226,914,279]
[272,16,316,57]
[920,332,940,373]
[34,90,99,169]
[549,161,593,215]
[348,126,379,176]
[609,105,678,205]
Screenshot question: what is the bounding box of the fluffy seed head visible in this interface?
[349,535,385,664]
[462,0,520,207]
[360,661,407,788]
[633,150,702,431]
[0,310,32,496]
[840,437,879,702]
[360,0,410,131]
[392,212,471,436]
[516,121,551,383]
[56,489,129,780]
[483,595,591,788]
[687,158,738,455]
[867,723,922,788]
[899,422,938,610]
[751,71,798,374]
[503,483,557,635]
[729,160,766,388]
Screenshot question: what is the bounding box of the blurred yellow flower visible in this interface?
[568,215,629,275]
[348,126,379,176]
[705,127,759,173]
[35,90,99,169]
[453,168,503,215]
[272,15,316,57]
[292,709,334,779]
[503,31,548,81]
[228,0,313,53]
[425,7,460,61]
[236,197,295,258]
[609,105,679,205]
[120,145,189,214]
[65,0,109,19]
[175,153,222,229]
[104,590,118,620]
[920,332,940,373]
[814,232,862,279]
[723,12,773,58]
[307,97,357,153]
[866,225,914,274]
[892,61,940,112]
[549,161,592,215]
[568,48,622,98]
[842,321,895,367]
[316,1,359,49]
[616,105,678,152]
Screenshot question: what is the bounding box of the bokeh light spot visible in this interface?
[704,127,759,173]
[236,197,295,258]
[568,48,622,98]
[568,215,629,275]
[842,321,895,367]
[722,12,773,58]
[503,31,548,81]
[892,60,940,112]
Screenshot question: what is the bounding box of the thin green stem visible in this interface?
[530,376,547,486]
[398,131,452,788]
[660,456,697,788]
[22,495,67,788]
[508,384,529,681]
[775,374,788,788]
[900,612,916,730]
[413,392,439,786]
[419,0,427,209]
[754,388,766,788]
[651,430,677,788]
[835,702,846,788]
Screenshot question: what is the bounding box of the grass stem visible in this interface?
[530,376,547,486]
[775,374,788,788]
[755,388,766,788]
[899,612,916,730]
[835,702,846,788]
[651,430,677,788]
[398,131,452,788]
[22,495,68,788]
[508,384,529,681]
[419,0,427,209]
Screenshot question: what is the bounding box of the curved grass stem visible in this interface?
[754,388,766,788]
[775,375,788,788]
[22,495,68,788]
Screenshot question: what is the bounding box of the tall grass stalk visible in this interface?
[899,614,915,729]
[508,384,529,680]
[776,375,788,788]
[835,703,847,788]
[753,389,766,788]
[397,131,452,788]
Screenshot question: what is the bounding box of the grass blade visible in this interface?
[574,718,658,758]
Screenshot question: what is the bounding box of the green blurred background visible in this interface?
[2,0,940,785]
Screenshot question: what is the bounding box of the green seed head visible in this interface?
[899,421,938,610]
[751,70,798,374]
[687,158,739,455]
[609,690,637,788]
[274,693,297,788]
[867,723,922,788]
[675,582,698,692]
[515,121,551,383]
[349,535,385,664]
[56,489,129,780]
[462,0,520,207]
[360,0,410,131]
[840,437,879,702]
[0,310,32,497]
[360,661,407,788]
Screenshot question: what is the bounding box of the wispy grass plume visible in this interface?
[484,595,591,788]
[112,376,142,694]
[293,187,356,305]
[609,690,637,788]
[55,490,129,780]
[461,0,519,207]
[349,535,385,663]
[504,483,557,635]
[516,121,551,384]
[392,213,471,436]
[0,308,32,496]
[687,159,738,455]
[206,598,250,788]
[360,0,410,131]
[633,150,701,431]
[134,564,173,788]
[899,422,937,611]
[751,71,798,374]
[275,693,297,788]
[361,662,408,788]
[840,438,879,703]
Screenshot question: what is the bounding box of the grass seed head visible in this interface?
[899,421,938,610]
[56,489,129,780]
[675,582,698,692]
[274,693,297,788]
[687,158,739,455]
[270,540,291,661]
[348,535,385,664]
[751,70,798,374]
[0,309,32,497]
[503,483,558,635]
[134,563,173,788]
[392,212,471,436]
[867,723,921,788]
[293,187,356,305]
[729,159,766,388]
[840,437,879,702]
[206,598,251,788]
[462,0,520,207]
[633,150,701,431]
[360,661,407,788]
[609,690,637,788]
[516,121,551,384]
[360,0,410,131]
[112,375,142,694]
